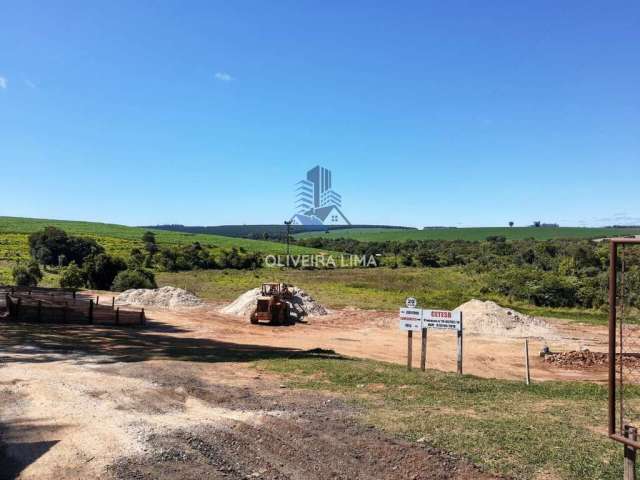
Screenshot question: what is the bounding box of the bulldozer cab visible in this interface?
[251,283,293,325]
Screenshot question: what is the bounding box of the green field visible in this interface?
[259,356,633,480]
[157,267,609,324]
[0,216,327,262]
[295,226,640,242]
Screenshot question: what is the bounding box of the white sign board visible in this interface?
[405,297,417,308]
[399,308,422,331]
[422,309,462,331]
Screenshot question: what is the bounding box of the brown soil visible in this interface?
[0,293,624,479]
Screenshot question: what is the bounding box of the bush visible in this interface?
[111,269,157,291]
[59,262,86,290]
[83,254,127,290]
[11,261,42,287]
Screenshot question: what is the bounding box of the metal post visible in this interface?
[609,240,618,436]
[407,331,413,371]
[96,295,99,305]
[625,425,637,480]
[524,338,531,385]
[140,308,145,325]
[115,307,120,325]
[112,297,115,309]
[420,327,427,371]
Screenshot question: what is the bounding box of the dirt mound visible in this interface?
[456,299,555,338]
[115,286,203,309]
[544,350,640,369]
[220,286,328,318]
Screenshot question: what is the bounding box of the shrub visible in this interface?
[59,262,86,290]
[12,261,41,287]
[111,269,157,291]
[83,254,127,290]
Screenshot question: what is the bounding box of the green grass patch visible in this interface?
[158,267,612,324]
[0,216,328,263]
[295,226,640,242]
[258,356,634,479]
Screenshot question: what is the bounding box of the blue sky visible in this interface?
[1,1,638,227]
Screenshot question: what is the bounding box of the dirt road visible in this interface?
[151,303,611,383]
[0,297,611,479]
[0,322,498,479]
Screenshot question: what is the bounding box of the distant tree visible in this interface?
[59,262,86,290]
[111,269,157,291]
[141,231,156,244]
[416,248,439,267]
[128,248,146,269]
[28,226,103,266]
[509,221,514,228]
[142,231,158,255]
[533,221,542,228]
[83,254,127,290]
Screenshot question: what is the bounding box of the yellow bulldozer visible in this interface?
[250,283,294,325]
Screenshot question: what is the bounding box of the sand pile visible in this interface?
[220,286,328,318]
[115,286,203,309]
[456,299,555,338]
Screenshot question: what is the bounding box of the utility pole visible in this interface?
[284,220,293,261]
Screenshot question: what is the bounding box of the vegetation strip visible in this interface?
[258,356,638,480]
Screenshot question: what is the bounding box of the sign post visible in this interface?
[420,327,427,371]
[399,307,422,371]
[399,307,463,374]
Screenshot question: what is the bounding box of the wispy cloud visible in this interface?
[0,76,7,89]
[214,72,233,82]
[24,79,37,89]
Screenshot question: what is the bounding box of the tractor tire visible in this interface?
[250,309,258,324]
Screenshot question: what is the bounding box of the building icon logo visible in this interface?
[290,166,351,226]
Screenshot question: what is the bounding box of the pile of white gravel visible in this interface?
[456,299,555,338]
[220,286,328,318]
[115,286,203,309]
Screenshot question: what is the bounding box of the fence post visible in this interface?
[88,299,94,324]
[115,307,120,325]
[112,297,115,309]
[96,295,99,305]
[624,425,637,480]
[140,308,145,325]
[524,338,531,385]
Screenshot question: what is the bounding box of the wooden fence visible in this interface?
[0,286,145,326]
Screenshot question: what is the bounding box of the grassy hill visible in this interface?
[294,226,640,242]
[0,216,327,263]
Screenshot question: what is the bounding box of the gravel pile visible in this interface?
[456,299,556,338]
[220,286,328,318]
[115,286,203,309]
[544,350,640,369]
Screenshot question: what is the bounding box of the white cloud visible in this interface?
[214,72,233,82]
[0,76,7,89]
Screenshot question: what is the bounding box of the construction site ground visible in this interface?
[0,294,618,479]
